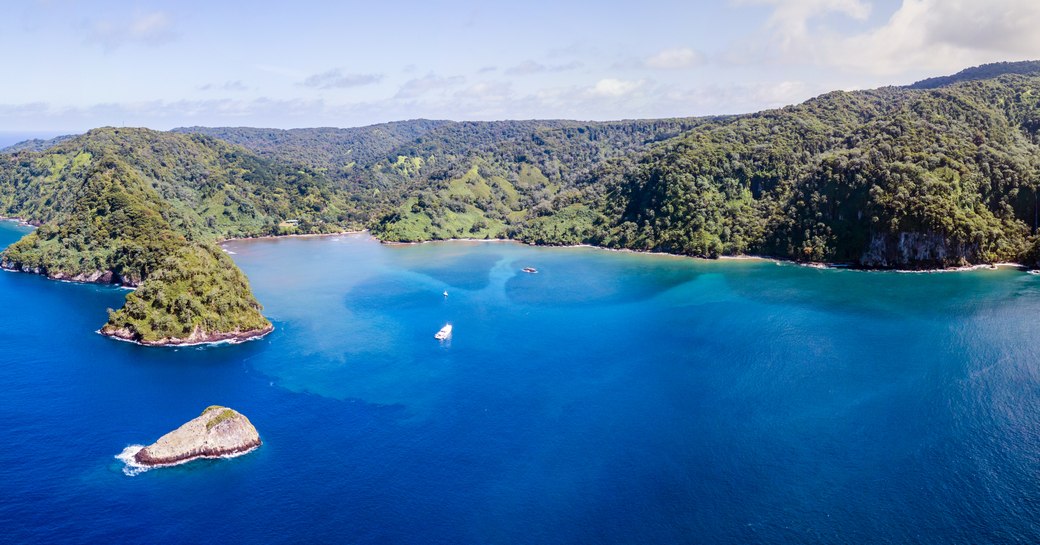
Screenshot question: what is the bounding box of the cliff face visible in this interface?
[859,231,980,269]
[103,323,273,347]
[98,242,272,345]
[134,406,261,467]
[0,258,134,286]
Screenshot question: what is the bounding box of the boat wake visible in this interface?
[115,445,149,476]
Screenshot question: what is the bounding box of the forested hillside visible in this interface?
[1,134,76,154]
[183,118,711,241]
[909,60,1040,89]
[590,73,1040,267]
[176,64,1040,269]
[4,61,1040,343]
[173,120,451,188]
[0,127,357,237]
[0,128,347,343]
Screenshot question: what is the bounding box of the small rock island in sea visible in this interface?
[133,406,261,467]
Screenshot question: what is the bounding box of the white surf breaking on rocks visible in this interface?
[116,442,260,476]
[115,445,149,476]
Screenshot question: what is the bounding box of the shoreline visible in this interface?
[15,217,1031,274]
[219,230,367,244]
[133,439,262,467]
[98,324,274,348]
[381,237,514,246]
[586,248,1030,274]
[0,216,39,227]
[534,243,1031,273]
[890,262,1026,274]
[117,443,261,476]
[367,236,1035,274]
[0,261,140,288]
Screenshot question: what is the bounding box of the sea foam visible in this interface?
[115,445,149,476]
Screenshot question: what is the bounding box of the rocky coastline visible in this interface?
[381,236,1030,273]
[101,323,274,347]
[218,229,366,243]
[133,406,261,467]
[0,259,140,287]
[0,216,41,227]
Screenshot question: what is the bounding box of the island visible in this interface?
[133,406,261,467]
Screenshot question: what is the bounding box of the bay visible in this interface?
[1,220,1039,544]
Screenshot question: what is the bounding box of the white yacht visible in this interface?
[435,324,453,340]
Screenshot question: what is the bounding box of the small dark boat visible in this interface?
[522,267,538,274]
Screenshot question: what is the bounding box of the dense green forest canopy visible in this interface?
[597,73,1040,267]
[3,60,1040,342]
[0,127,358,237]
[0,129,331,343]
[175,117,712,238]
[172,64,1040,268]
[909,60,1040,90]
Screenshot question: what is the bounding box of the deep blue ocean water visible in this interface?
[0,132,68,149]
[2,221,1040,544]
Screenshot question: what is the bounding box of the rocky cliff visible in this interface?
[859,231,981,269]
[0,258,134,286]
[134,406,261,467]
[103,323,273,347]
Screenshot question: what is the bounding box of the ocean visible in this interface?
[1,221,1038,544]
[0,132,67,150]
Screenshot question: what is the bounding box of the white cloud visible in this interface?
[301,69,383,89]
[456,82,512,101]
[0,98,332,131]
[644,47,703,69]
[589,78,644,98]
[734,0,870,45]
[86,11,177,50]
[505,60,583,75]
[734,0,1040,75]
[199,81,248,92]
[0,78,821,132]
[661,80,815,114]
[395,73,466,99]
[254,64,306,79]
[752,80,811,105]
[833,0,1040,74]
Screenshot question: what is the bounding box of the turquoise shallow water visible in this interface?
[1,222,1040,544]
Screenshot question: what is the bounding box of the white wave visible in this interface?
[116,445,150,476]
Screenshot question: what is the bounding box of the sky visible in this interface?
[1,0,1039,132]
